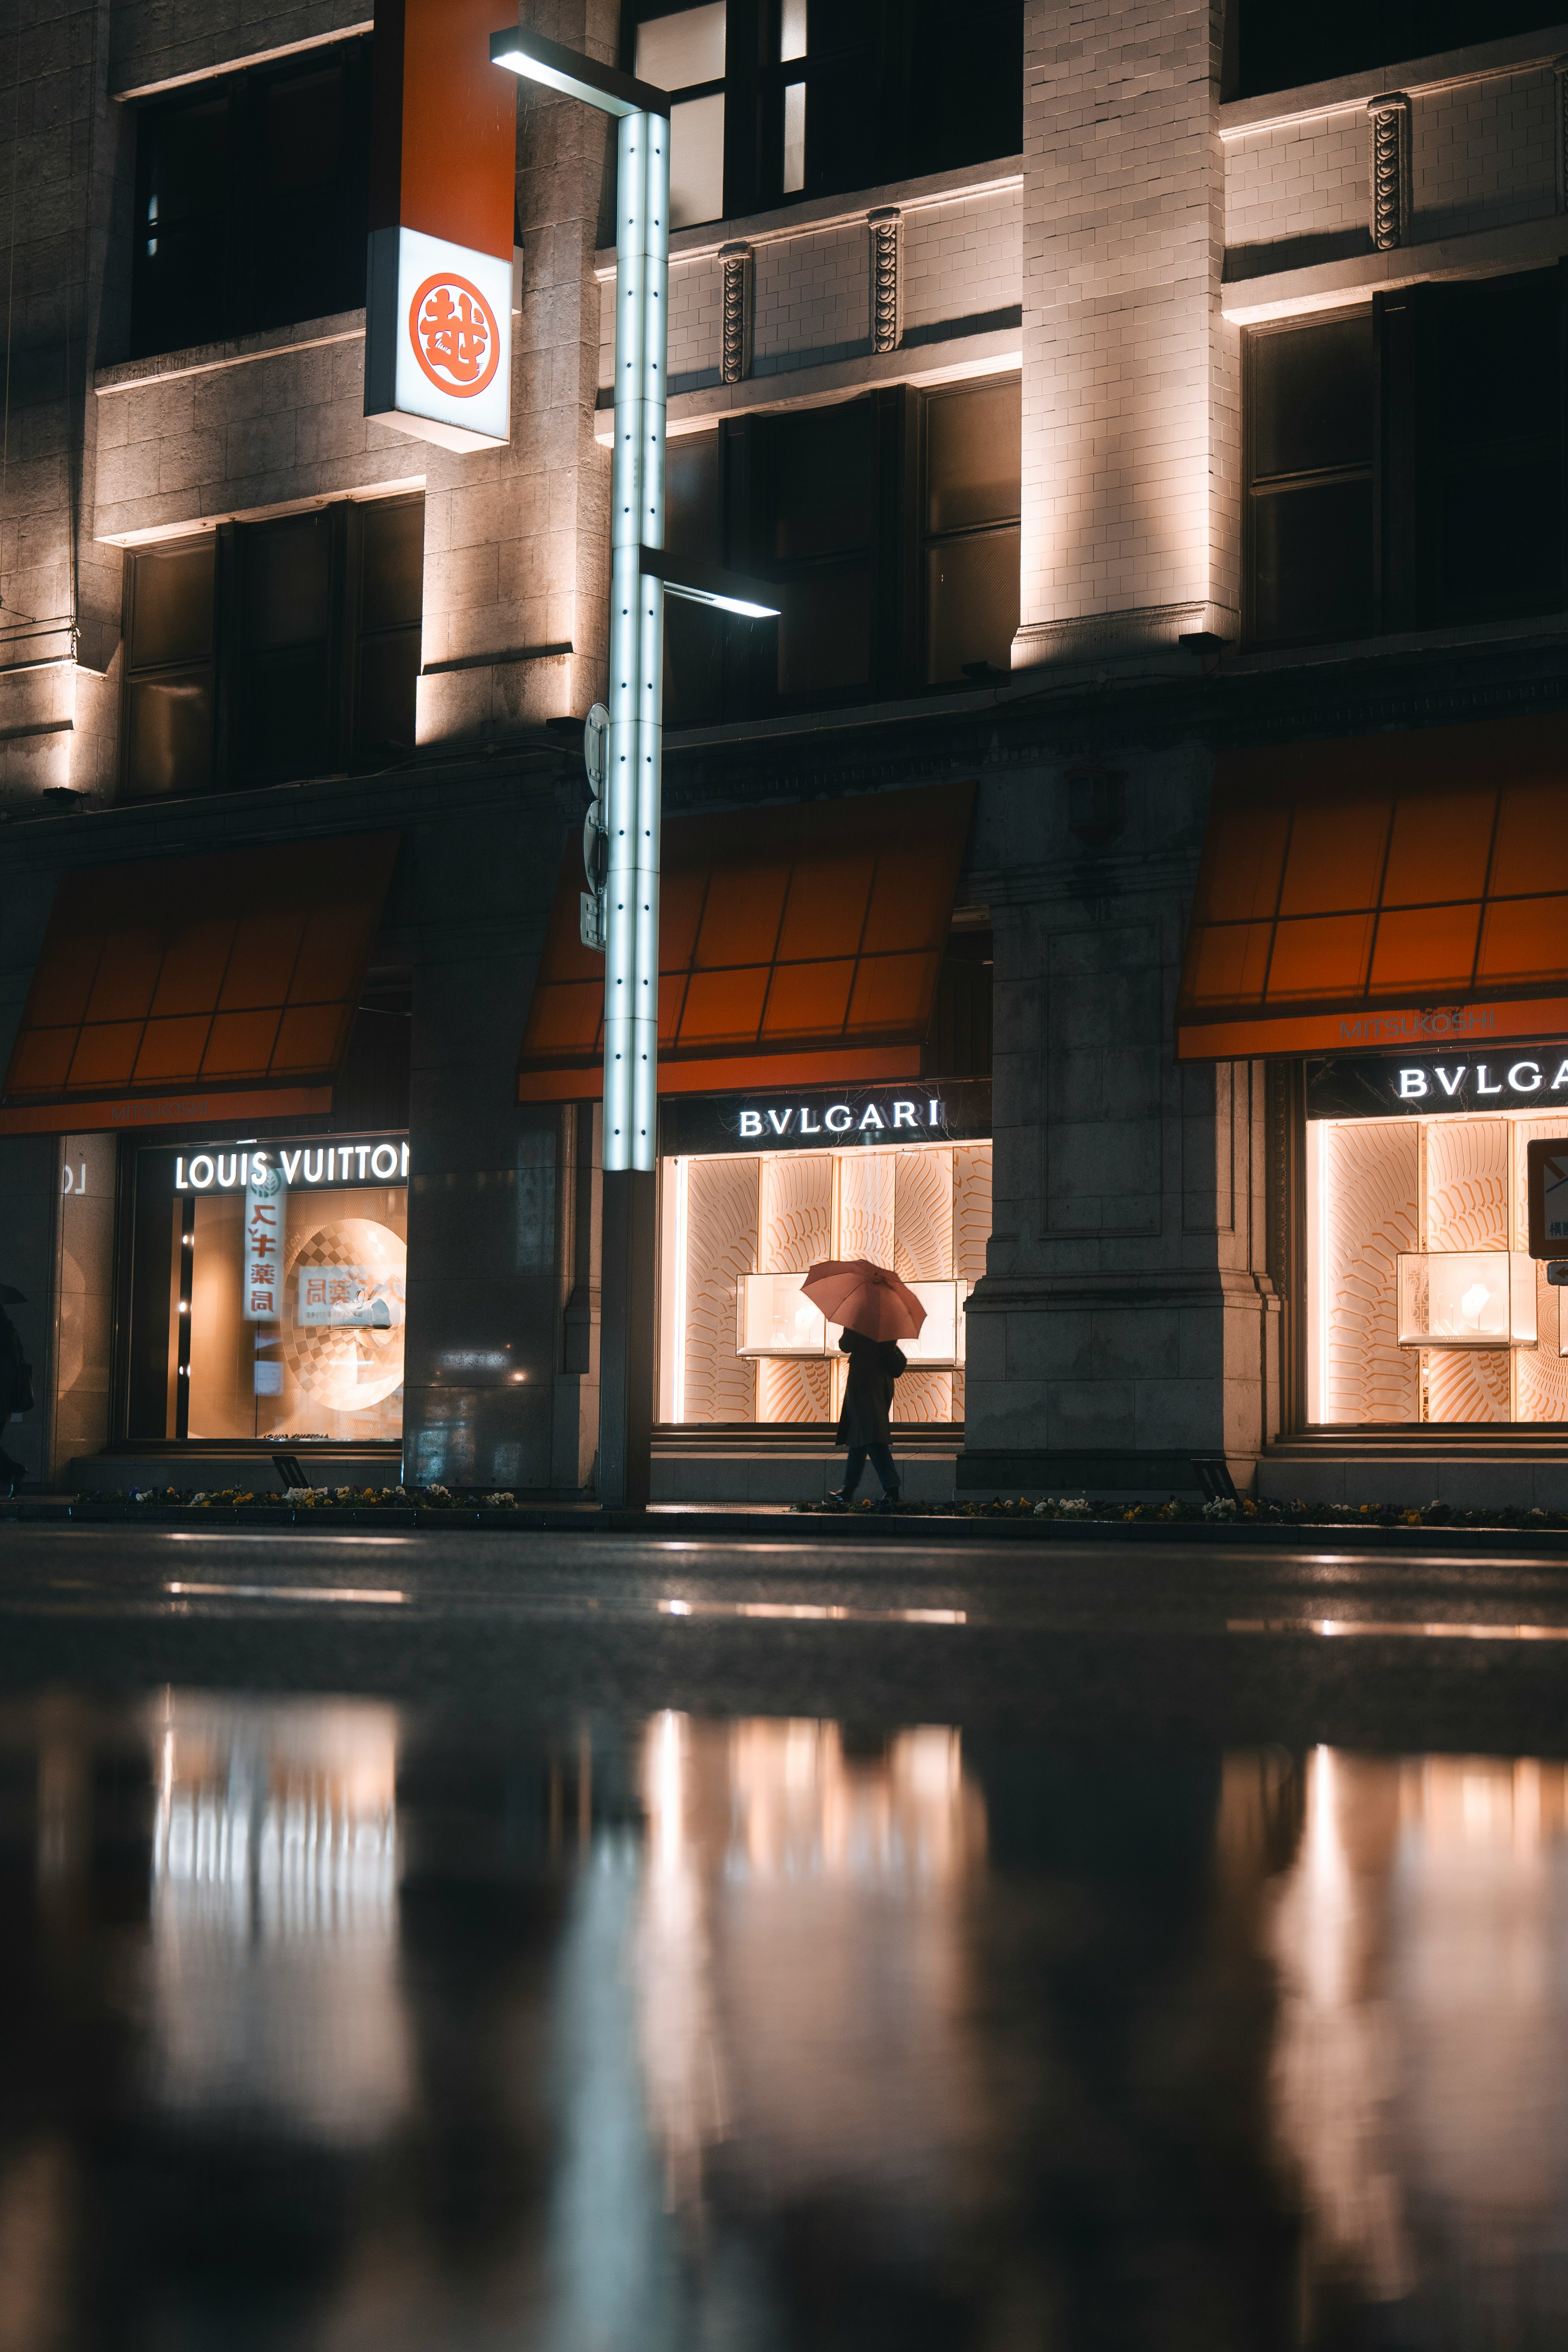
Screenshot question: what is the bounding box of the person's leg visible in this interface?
[867,1441,900,1501]
[829,1446,869,1506]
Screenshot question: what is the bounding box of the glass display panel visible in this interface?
[926,527,1020,682]
[1251,315,1374,480]
[737,1273,828,1358]
[776,570,870,695]
[635,3,726,88]
[243,514,332,650]
[1395,1252,1537,1350]
[127,672,214,799]
[668,93,725,227]
[359,499,425,631]
[1251,478,1373,646]
[925,381,1022,534]
[765,404,875,559]
[354,633,419,762]
[130,541,215,668]
[782,81,806,192]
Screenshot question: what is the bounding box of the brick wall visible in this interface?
[903,188,1022,335]
[1412,67,1557,243]
[1224,111,1368,251]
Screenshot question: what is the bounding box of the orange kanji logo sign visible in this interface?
[408,273,502,399]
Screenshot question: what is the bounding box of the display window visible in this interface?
[1307,1102,1568,1425]
[658,1127,991,1427]
[125,1135,408,1446]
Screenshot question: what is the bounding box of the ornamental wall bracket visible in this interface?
[868,206,902,355]
[1367,92,1411,251]
[718,241,753,384]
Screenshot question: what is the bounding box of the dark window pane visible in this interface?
[262,67,341,195]
[1426,274,1559,448]
[777,569,870,694]
[242,515,332,650]
[1251,315,1373,479]
[665,431,722,564]
[239,646,332,782]
[355,629,420,763]
[927,380,1021,532]
[1434,459,1560,614]
[1252,479,1374,645]
[136,99,229,351]
[664,597,724,727]
[359,500,425,632]
[907,0,1023,175]
[926,526,1020,682]
[762,403,875,558]
[129,541,215,668]
[127,671,214,798]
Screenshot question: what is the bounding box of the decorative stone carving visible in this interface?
[718,241,752,384]
[1367,93,1411,252]
[868,207,901,355]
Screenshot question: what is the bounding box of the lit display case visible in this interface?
[1394,1252,1538,1350]
[735,1275,971,1365]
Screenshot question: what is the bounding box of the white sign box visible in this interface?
[365,226,511,453]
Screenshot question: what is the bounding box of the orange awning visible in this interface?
[0,833,401,1135]
[1176,715,1568,1060]
[517,782,975,1102]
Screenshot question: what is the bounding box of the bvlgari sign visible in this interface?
[1307,1047,1568,1119]
[661,1081,991,1156]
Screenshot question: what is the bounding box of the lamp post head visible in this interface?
[490,27,670,118]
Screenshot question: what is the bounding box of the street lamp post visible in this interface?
[494,28,777,1508]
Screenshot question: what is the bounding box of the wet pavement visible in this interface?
[2,1527,1568,2348]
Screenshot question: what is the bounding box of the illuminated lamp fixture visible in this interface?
[638,546,780,620]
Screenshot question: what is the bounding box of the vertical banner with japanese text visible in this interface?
[364,0,516,452]
[242,1158,287,1323]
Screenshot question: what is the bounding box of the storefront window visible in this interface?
[659,1131,991,1428]
[1307,1105,1568,1425]
[127,1136,408,1446]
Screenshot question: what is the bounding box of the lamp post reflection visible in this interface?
[146,1694,409,2141]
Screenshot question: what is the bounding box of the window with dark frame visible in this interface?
[624,0,1022,227]
[131,37,372,359]
[657,372,1020,724]
[121,495,424,801]
[1244,268,1566,650]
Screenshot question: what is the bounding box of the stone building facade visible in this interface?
[2,0,1566,1503]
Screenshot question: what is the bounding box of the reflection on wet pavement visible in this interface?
[7,1689,1568,2345]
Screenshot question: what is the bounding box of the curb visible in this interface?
[7,1498,1568,1555]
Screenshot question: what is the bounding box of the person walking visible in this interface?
[0,1285,31,1494]
[828,1325,906,1510]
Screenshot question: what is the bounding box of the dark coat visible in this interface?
[0,1306,24,1423]
[835,1327,906,1448]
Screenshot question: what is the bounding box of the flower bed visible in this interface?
[78,1484,517,1510]
[793,1494,1568,1530]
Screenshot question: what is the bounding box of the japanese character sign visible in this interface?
[241,1159,287,1323]
[409,272,501,399]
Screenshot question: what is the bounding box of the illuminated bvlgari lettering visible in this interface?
[1435,1067,1467,1096]
[892,1101,917,1128]
[1477,1066,1502,1095]
[1398,1069,1428,1098]
[739,1111,764,1137]
[1554,1062,1568,1091]
[859,1104,884,1129]
[766,1109,793,1134]
[798,1107,821,1133]
[1509,1061,1542,1091]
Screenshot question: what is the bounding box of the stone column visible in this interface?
[1014,0,1238,668]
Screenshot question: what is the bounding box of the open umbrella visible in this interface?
[801,1258,925,1344]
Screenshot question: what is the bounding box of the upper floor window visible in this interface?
[1230,1,1568,101]
[122,494,423,800]
[131,38,372,358]
[627,0,1022,229]
[1243,269,1564,648]
[660,373,1019,724]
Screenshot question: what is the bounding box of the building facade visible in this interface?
[2,0,1567,1504]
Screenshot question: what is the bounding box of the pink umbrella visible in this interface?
[801,1258,926,1344]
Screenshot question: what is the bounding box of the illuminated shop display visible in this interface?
[130,1134,408,1446]
[1307,1106,1568,1424]
[659,1136,991,1427]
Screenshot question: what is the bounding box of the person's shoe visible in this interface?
[874,1491,901,1513]
[0,1454,24,1496]
[824,1489,851,1510]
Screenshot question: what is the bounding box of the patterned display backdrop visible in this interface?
[1319,1114,1568,1424]
[675,1141,993,1426]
